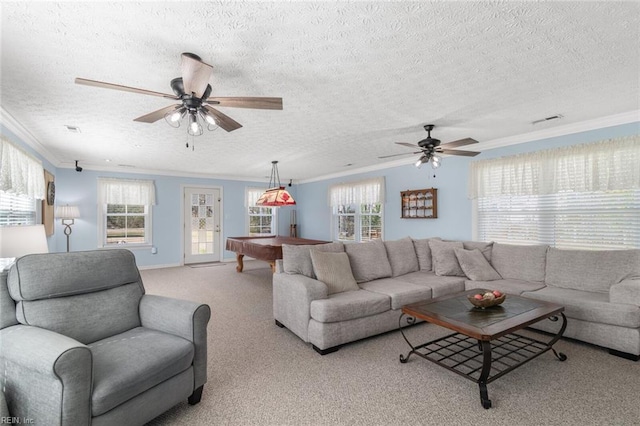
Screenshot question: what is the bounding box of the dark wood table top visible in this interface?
[402,289,564,341]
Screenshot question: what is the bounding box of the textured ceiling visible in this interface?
[1,1,639,182]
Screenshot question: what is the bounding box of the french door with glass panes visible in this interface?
[183,187,221,264]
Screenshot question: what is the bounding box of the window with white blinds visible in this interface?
[471,136,640,250]
[0,191,37,226]
[476,190,640,249]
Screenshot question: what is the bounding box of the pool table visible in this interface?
[225,235,331,272]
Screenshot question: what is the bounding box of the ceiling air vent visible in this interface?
[532,114,563,125]
[65,125,81,133]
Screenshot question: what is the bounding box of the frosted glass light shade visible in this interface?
[0,224,49,258]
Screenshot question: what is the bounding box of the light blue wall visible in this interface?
[3,120,637,267]
[296,122,640,242]
[54,168,297,267]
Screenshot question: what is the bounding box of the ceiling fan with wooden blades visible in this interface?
[75,52,283,136]
[379,124,480,168]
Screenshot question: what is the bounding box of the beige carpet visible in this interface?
[141,261,639,426]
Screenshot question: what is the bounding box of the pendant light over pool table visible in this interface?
[255,161,296,207]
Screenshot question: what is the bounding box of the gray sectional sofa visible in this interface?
[272,237,640,360]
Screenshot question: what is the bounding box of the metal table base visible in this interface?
[399,313,567,409]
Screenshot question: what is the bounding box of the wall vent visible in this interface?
[532,114,563,125]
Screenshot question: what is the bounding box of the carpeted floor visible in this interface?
[141,261,639,426]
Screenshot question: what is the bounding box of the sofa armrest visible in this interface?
[610,278,640,306]
[272,272,328,343]
[139,295,211,390]
[0,325,92,425]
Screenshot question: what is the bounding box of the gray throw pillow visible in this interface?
[384,237,419,277]
[282,242,344,278]
[428,239,465,277]
[412,237,441,271]
[310,250,359,294]
[344,239,392,283]
[454,248,502,281]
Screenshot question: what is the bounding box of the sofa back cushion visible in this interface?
[412,237,441,271]
[491,243,548,282]
[545,248,640,293]
[462,241,493,262]
[8,249,144,344]
[282,242,344,278]
[429,240,465,277]
[384,237,419,277]
[345,239,392,283]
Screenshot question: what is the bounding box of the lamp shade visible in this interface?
[255,187,296,207]
[0,224,49,258]
[55,205,80,219]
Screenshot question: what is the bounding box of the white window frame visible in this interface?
[332,202,383,242]
[329,177,385,243]
[470,136,640,250]
[97,178,155,249]
[246,187,278,236]
[100,203,153,248]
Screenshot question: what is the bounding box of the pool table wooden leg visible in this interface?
[236,253,244,272]
[269,261,276,273]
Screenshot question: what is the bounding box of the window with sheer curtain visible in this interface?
[469,136,640,249]
[0,138,45,227]
[329,177,385,242]
[246,187,277,236]
[97,178,156,247]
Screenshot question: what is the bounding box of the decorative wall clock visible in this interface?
[47,181,55,205]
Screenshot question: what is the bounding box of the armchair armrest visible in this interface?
[0,325,92,425]
[139,295,211,390]
[272,272,328,343]
[610,278,640,306]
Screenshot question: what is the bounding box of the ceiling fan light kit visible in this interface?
[75,52,283,146]
[380,124,481,169]
[255,161,296,207]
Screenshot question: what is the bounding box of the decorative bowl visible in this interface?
[467,291,506,308]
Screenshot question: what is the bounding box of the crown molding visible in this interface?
[56,163,267,184]
[0,106,63,167]
[477,110,639,151]
[299,110,640,184]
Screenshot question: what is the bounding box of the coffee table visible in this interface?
[399,289,567,409]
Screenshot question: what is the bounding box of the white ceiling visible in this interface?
[1,1,639,182]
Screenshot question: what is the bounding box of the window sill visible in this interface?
[99,244,153,250]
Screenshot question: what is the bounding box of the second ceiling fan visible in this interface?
[75,52,283,136]
[379,124,480,168]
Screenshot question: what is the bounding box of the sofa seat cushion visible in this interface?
[90,327,194,416]
[522,287,640,328]
[359,278,432,310]
[310,290,390,323]
[465,279,546,295]
[395,271,465,298]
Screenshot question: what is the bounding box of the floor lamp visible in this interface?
[55,205,80,252]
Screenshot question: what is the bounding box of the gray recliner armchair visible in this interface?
[0,249,211,425]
